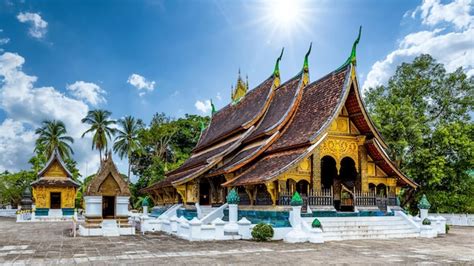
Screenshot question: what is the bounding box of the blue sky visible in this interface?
[0,0,472,181]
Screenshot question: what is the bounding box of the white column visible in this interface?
[189,218,202,241]
[284,206,308,243]
[212,218,226,240]
[224,204,239,235]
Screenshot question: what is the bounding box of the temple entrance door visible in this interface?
[50,192,61,209]
[199,180,211,205]
[102,196,115,218]
[339,157,357,212]
[321,156,339,209]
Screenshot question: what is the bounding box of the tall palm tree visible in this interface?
[81,109,116,160]
[35,120,74,159]
[113,116,142,182]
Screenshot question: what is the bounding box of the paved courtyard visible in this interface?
[0,217,473,265]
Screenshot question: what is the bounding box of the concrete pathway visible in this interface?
[0,217,472,265]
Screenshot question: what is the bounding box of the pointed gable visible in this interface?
[85,154,130,196]
[31,149,80,187]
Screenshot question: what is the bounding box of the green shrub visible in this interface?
[312,218,322,229]
[445,224,450,234]
[251,223,274,241]
[422,218,431,225]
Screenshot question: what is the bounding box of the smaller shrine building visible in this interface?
[31,149,80,218]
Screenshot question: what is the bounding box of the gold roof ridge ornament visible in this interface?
[231,68,249,104]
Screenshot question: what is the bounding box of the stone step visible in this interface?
[324,233,420,241]
[318,221,409,227]
[101,220,120,237]
[323,228,419,236]
[313,216,403,222]
[321,224,415,232]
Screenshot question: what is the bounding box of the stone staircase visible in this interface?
[303,216,419,241]
[101,220,120,237]
[200,206,216,218]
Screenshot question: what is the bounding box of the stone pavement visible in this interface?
[0,217,472,265]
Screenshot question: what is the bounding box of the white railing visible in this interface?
[158,204,182,219]
[200,203,228,225]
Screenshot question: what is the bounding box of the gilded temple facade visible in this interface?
[144,29,417,212]
[31,149,80,217]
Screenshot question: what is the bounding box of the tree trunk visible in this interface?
[99,149,102,161]
[127,158,131,184]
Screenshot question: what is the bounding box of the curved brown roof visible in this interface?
[246,76,302,141]
[193,76,275,152]
[267,66,351,153]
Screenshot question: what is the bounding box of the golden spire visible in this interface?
[231,69,248,103]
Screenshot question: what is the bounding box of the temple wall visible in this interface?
[42,161,68,180]
[32,186,76,209]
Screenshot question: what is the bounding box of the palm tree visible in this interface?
[35,120,74,159]
[113,116,142,182]
[81,109,116,160]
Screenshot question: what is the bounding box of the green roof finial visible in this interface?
[417,194,431,210]
[290,191,304,206]
[199,120,206,133]
[210,99,216,116]
[226,188,240,204]
[350,25,362,65]
[337,26,362,71]
[273,48,284,77]
[303,42,312,71]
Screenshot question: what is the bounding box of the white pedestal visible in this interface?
[189,218,202,241]
[420,208,428,221]
[84,196,102,217]
[237,218,252,240]
[213,218,226,240]
[224,204,239,235]
[116,196,130,216]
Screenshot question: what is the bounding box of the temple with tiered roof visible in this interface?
[143,28,417,213]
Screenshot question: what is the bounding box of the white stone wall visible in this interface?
[84,196,102,216]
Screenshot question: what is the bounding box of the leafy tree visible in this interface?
[113,116,144,182]
[365,54,474,213]
[130,113,209,199]
[0,171,36,207]
[81,109,116,160]
[34,120,74,159]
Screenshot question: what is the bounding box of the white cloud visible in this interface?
[419,0,473,29]
[67,81,106,106]
[216,92,222,101]
[0,38,9,45]
[0,119,35,172]
[127,73,155,96]
[195,99,212,114]
[363,0,474,92]
[0,52,103,176]
[16,12,48,39]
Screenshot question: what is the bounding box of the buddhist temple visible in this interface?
[31,149,80,218]
[143,27,418,213]
[80,152,134,236]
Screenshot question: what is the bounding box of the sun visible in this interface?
[261,0,311,35]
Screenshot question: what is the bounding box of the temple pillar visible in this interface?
[244,186,256,206]
[358,142,369,193]
[311,149,321,192]
[265,182,277,206]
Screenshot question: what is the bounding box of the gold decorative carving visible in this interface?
[265,182,277,206]
[367,162,375,176]
[99,174,120,196]
[176,185,186,203]
[43,161,67,179]
[320,136,359,171]
[329,117,350,134]
[32,186,77,208]
[299,158,310,172]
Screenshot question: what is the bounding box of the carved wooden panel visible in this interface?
[43,161,68,179]
[98,174,120,196]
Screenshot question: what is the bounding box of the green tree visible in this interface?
[129,113,209,199]
[0,171,36,207]
[113,116,143,182]
[34,120,74,159]
[365,54,474,213]
[81,109,116,160]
